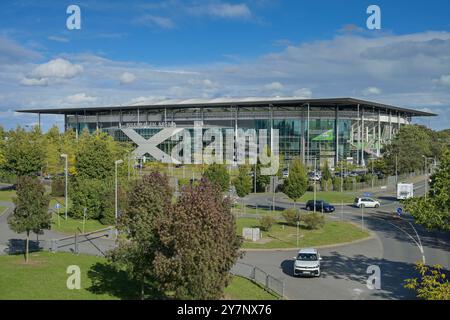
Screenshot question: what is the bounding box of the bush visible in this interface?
[332,177,342,192]
[343,177,353,191]
[282,208,300,226]
[260,216,277,231]
[178,178,191,188]
[320,178,332,191]
[51,177,65,197]
[302,212,325,230]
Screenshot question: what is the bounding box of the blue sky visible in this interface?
[1,0,450,130]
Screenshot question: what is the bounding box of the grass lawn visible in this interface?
[0,252,277,300]
[50,212,109,235]
[224,276,279,300]
[0,205,7,215]
[0,190,15,202]
[236,217,369,249]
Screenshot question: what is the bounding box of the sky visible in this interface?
[1,0,450,131]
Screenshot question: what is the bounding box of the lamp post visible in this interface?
[60,154,68,220]
[115,160,124,238]
[422,156,434,200]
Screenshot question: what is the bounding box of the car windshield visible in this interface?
[297,253,318,261]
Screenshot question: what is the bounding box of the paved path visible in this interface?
[0,199,115,257]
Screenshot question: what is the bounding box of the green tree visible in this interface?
[76,130,116,180]
[255,161,270,192]
[321,161,332,181]
[70,178,110,220]
[404,148,450,230]
[283,159,308,207]
[233,165,252,198]
[302,212,325,230]
[405,263,450,300]
[154,179,242,299]
[109,173,173,299]
[4,126,46,177]
[202,163,230,192]
[384,125,433,174]
[7,177,50,262]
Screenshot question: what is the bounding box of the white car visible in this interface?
[354,197,380,208]
[293,248,322,277]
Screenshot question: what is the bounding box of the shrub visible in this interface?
[332,176,342,192]
[260,216,277,231]
[282,208,300,226]
[302,212,325,230]
[343,177,353,191]
[51,176,65,197]
[178,178,191,188]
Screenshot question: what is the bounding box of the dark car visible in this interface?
[305,200,335,213]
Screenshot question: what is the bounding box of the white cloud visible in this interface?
[20,77,48,87]
[48,36,69,43]
[264,82,284,91]
[437,75,450,86]
[293,88,312,98]
[135,15,175,29]
[66,93,97,104]
[120,72,137,84]
[362,87,382,96]
[208,3,251,19]
[188,2,251,19]
[29,58,83,80]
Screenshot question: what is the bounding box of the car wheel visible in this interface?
[375,204,380,208]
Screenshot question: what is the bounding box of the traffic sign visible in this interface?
[397,207,403,216]
[55,203,61,210]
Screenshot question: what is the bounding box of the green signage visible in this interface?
[312,129,334,141]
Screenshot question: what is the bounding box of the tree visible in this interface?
[154,179,242,299]
[109,173,173,299]
[283,159,308,207]
[404,148,450,231]
[202,163,230,192]
[3,126,46,177]
[76,130,116,180]
[302,212,325,230]
[233,165,252,198]
[7,177,50,262]
[255,161,270,192]
[405,263,450,300]
[70,178,110,220]
[384,125,433,174]
[321,160,332,181]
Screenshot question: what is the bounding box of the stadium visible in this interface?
[17,97,435,168]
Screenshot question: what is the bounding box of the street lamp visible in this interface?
[60,154,68,220]
[115,160,124,238]
[422,156,434,200]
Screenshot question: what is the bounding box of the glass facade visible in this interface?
[66,103,411,168]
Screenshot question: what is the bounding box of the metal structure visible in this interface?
[17,97,435,168]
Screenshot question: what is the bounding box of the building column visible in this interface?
[377,109,381,157]
[389,109,392,140]
[38,113,41,130]
[360,106,365,166]
[307,103,310,166]
[356,104,360,165]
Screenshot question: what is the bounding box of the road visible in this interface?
[238,178,450,300]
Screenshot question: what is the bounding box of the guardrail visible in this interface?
[230,262,285,298]
[50,226,115,256]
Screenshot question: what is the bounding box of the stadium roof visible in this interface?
[16,97,436,117]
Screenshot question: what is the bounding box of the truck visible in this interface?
[397,183,414,200]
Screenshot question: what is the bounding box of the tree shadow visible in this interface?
[363,213,450,252]
[5,239,43,255]
[87,262,163,300]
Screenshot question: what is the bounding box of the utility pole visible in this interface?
[115,160,124,239]
[60,154,68,220]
